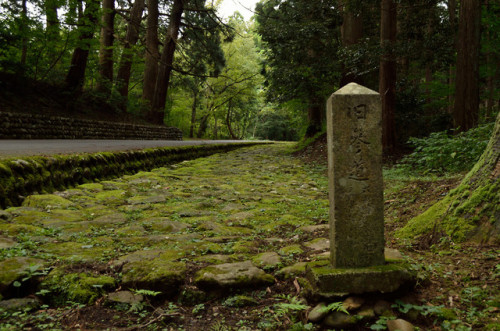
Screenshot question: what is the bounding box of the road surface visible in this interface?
[0,140,261,158]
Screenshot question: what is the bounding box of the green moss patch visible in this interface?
[41,267,116,305]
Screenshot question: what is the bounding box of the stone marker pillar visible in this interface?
[327,83,385,268]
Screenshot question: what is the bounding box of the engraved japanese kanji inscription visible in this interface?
[326,83,385,268]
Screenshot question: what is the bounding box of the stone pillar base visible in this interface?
[305,260,416,299]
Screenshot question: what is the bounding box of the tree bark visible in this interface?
[65,0,100,92]
[116,0,145,104]
[189,89,198,138]
[226,100,239,140]
[20,0,28,66]
[340,2,363,86]
[453,0,481,132]
[448,0,457,114]
[142,0,160,106]
[149,0,184,125]
[379,0,397,152]
[97,0,115,96]
[305,101,323,137]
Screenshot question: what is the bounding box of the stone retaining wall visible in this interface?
[0,111,182,140]
[0,143,262,209]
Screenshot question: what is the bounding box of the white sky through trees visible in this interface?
[217,0,260,21]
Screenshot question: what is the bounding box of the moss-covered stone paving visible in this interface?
[0,143,330,303]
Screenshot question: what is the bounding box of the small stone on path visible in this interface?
[323,311,357,328]
[194,261,274,290]
[308,302,329,322]
[252,252,281,269]
[386,319,415,331]
[299,224,329,233]
[0,298,41,311]
[304,238,330,251]
[342,296,364,311]
[0,236,17,249]
[106,291,143,305]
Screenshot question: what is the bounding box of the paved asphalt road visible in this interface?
[0,140,259,158]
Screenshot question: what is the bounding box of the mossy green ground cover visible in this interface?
[0,144,498,330]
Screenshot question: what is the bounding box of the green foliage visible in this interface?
[397,123,494,174]
[318,301,349,315]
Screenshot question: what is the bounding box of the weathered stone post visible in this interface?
[327,83,385,268]
[305,83,414,297]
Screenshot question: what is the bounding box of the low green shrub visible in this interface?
[397,123,494,174]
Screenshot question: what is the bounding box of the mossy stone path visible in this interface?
[0,144,330,303]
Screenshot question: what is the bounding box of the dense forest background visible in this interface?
[0,0,498,145]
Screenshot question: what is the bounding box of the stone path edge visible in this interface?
[0,142,269,209]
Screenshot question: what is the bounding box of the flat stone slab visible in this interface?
[0,298,41,311]
[0,257,46,295]
[194,261,274,290]
[305,260,415,298]
[0,236,17,249]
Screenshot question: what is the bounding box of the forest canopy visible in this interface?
[0,0,498,143]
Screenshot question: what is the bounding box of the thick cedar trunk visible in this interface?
[45,0,59,44]
[65,0,100,92]
[340,4,363,86]
[379,0,397,153]
[20,0,28,66]
[149,0,184,125]
[142,0,160,106]
[305,102,322,137]
[453,0,481,132]
[97,0,115,96]
[116,0,145,103]
[448,0,457,114]
[189,89,198,138]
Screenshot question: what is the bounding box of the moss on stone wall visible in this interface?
[0,143,263,209]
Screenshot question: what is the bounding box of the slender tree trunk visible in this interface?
[65,0,100,92]
[226,100,239,140]
[116,0,145,106]
[189,89,198,138]
[379,0,397,152]
[142,0,159,106]
[340,2,363,86]
[20,0,28,66]
[197,113,210,138]
[149,0,184,125]
[213,112,218,139]
[97,0,115,96]
[453,0,481,132]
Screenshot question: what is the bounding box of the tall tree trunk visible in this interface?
[116,0,145,106]
[149,0,184,125]
[453,0,481,132]
[305,101,322,137]
[448,0,457,114]
[97,0,115,96]
[20,0,28,66]
[45,0,59,59]
[189,89,198,138]
[340,2,363,86]
[226,100,239,140]
[142,0,159,106]
[379,0,397,152]
[197,113,210,138]
[65,0,100,92]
